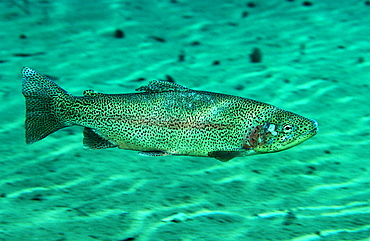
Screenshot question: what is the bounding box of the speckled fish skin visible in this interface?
[22,67,318,162]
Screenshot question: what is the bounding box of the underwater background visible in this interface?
[1,0,370,240]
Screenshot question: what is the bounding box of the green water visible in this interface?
[0,0,369,240]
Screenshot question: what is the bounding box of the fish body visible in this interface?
[22,67,318,161]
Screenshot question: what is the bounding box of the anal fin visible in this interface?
[83,127,117,149]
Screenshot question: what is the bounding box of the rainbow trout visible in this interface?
[22,67,318,162]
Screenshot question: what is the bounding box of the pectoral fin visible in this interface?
[208,150,244,162]
[138,151,171,157]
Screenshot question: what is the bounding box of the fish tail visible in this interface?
[22,67,75,144]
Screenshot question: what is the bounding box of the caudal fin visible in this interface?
[22,67,73,144]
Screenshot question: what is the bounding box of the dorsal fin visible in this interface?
[135,80,191,93]
[83,89,105,97]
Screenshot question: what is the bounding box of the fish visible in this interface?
[22,67,318,162]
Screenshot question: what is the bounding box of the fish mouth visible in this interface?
[278,119,319,151]
[302,119,319,139]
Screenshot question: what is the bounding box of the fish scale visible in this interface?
[22,67,318,162]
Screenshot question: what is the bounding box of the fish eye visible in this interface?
[283,124,292,132]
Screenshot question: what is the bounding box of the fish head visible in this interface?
[244,108,318,153]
